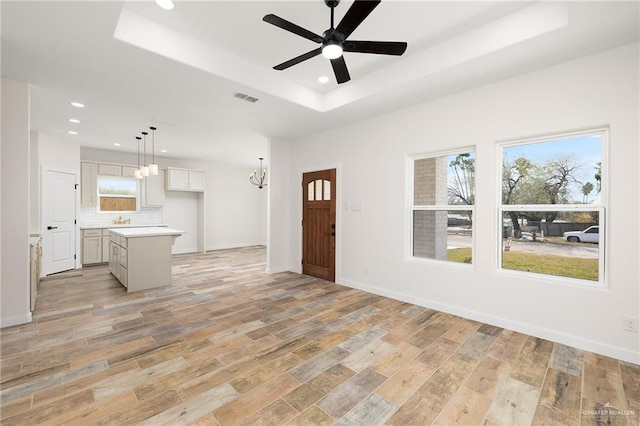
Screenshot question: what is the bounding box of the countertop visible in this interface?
[108,227,185,238]
[80,224,169,230]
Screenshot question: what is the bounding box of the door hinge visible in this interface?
[74,219,77,224]
[301,220,303,226]
[74,183,79,189]
[301,258,303,265]
[74,254,77,259]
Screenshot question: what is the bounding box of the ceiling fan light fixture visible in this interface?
[322,41,343,59]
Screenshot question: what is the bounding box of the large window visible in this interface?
[97,176,139,213]
[410,149,475,264]
[499,128,605,284]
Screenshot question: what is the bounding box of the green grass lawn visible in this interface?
[447,247,599,281]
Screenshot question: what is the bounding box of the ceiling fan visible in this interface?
[263,0,407,84]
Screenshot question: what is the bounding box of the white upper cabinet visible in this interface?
[187,171,206,191]
[166,167,205,192]
[98,163,122,176]
[81,162,97,206]
[122,166,137,177]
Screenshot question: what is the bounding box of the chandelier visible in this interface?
[249,157,267,189]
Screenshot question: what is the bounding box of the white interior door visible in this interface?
[42,169,77,275]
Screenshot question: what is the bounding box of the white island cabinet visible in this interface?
[108,227,184,292]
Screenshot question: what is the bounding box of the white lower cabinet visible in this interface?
[82,237,101,264]
[108,228,181,292]
[108,238,128,287]
[82,229,114,264]
[120,265,128,287]
[102,230,110,263]
[108,240,119,280]
[82,229,103,265]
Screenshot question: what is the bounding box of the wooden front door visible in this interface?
[302,169,336,281]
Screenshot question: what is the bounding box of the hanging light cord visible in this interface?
[150,126,156,164]
[141,132,148,167]
[136,136,141,167]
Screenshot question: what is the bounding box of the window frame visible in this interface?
[408,147,476,267]
[96,175,141,214]
[496,127,607,287]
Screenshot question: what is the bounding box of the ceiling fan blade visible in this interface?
[263,14,324,43]
[331,56,351,84]
[344,40,407,55]
[335,0,381,39]
[274,48,322,70]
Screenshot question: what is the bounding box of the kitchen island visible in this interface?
[108,227,184,292]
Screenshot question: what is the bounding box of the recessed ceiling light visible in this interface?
[113,143,121,146]
[67,130,78,135]
[69,118,80,124]
[70,102,85,108]
[155,0,174,10]
[318,76,330,84]
[160,149,168,153]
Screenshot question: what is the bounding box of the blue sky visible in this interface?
[98,178,137,195]
[502,133,602,202]
[444,133,602,203]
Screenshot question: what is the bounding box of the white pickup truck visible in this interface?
[563,225,599,243]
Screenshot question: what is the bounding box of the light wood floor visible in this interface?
[1,246,638,425]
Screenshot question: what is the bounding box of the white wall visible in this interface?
[206,162,267,250]
[81,148,267,252]
[1,78,32,327]
[38,133,81,173]
[29,131,39,232]
[164,191,198,253]
[266,139,293,274]
[271,43,640,363]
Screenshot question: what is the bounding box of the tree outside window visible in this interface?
[499,129,605,284]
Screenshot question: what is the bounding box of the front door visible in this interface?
[42,169,77,275]
[302,169,336,281]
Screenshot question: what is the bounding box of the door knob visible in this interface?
[47,226,58,230]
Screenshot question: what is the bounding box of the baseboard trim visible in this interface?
[266,266,290,274]
[173,247,199,255]
[338,277,639,365]
[206,242,266,251]
[1,312,33,328]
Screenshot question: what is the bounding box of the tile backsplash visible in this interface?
[79,206,162,226]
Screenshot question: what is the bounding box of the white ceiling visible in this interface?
[2,1,638,167]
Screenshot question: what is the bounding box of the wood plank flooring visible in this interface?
[1,246,639,425]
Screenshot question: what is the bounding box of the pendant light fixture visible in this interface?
[140,132,150,177]
[134,136,143,179]
[149,126,158,175]
[249,157,267,189]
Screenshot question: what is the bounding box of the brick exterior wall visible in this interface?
[413,157,448,260]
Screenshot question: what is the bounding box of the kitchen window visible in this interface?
[97,176,139,213]
[499,128,605,284]
[410,148,475,265]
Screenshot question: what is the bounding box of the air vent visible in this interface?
[233,92,259,103]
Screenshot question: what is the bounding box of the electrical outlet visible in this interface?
[623,316,638,333]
